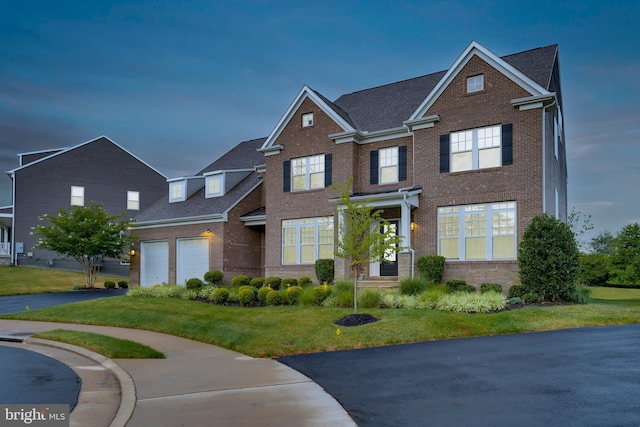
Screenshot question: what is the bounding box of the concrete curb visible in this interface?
[25,337,136,427]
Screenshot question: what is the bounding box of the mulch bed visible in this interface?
[334,313,380,327]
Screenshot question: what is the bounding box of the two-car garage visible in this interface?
[139,238,209,287]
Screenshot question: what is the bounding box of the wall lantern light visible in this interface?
[410,221,416,231]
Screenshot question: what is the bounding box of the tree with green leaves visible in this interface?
[33,203,135,288]
[589,230,615,255]
[518,213,580,301]
[332,178,404,313]
[610,223,640,284]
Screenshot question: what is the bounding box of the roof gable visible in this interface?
[409,41,552,121]
[260,86,356,154]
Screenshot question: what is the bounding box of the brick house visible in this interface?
[129,138,266,287]
[258,41,567,287]
[6,136,167,275]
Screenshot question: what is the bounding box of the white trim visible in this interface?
[330,188,421,209]
[205,173,225,198]
[511,93,556,110]
[133,214,226,229]
[260,86,355,153]
[330,126,411,145]
[403,115,440,131]
[409,41,551,121]
[222,180,263,219]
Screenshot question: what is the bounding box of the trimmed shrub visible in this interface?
[522,293,541,303]
[286,285,304,305]
[281,278,298,288]
[250,277,265,288]
[117,280,129,289]
[204,270,224,285]
[265,277,281,290]
[508,284,525,299]
[313,284,332,305]
[104,281,116,289]
[446,280,475,293]
[265,290,282,306]
[211,288,229,304]
[577,254,610,286]
[186,278,204,290]
[257,286,272,303]
[571,284,592,304]
[238,286,256,306]
[399,277,429,295]
[519,213,580,301]
[299,276,313,286]
[231,275,250,288]
[480,283,502,294]
[417,255,446,284]
[315,259,334,285]
[358,289,381,309]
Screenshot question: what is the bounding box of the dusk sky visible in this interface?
[1,1,639,243]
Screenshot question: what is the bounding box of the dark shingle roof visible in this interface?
[197,137,266,175]
[331,44,558,132]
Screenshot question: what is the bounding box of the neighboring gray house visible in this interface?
[130,138,266,287]
[7,135,167,276]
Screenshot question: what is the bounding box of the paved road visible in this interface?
[0,289,127,314]
[0,345,81,409]
[279,324,640,427]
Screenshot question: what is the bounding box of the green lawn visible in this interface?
[4,287,640,357]
[0,266,125,296]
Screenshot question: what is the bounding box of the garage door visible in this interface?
[140,240,169,287]
[177,238,209,285]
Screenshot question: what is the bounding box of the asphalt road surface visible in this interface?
[0,289,127,315]
[279,324,640,427]
[0,345,81,409]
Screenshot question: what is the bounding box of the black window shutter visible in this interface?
[324,154,332,187]
[398,146,407,181]
[439,135,450,173]
[283,160,290,192]
[502,123,513,165]
[370,150,379,185]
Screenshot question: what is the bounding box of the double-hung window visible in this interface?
[282,216,334,264]
[291,155,325,191]
[169,181,185,203]
[71,186,84,206]
[438,202,516,261]
[206,174,224,198]
[450,125,502,172]
[379,147,399,184]
[127,191,140,210]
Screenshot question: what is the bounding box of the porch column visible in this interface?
[334,208,350,281]
[400,202,411,250]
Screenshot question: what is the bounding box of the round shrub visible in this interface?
[211,288,229,304]
[117,280,129,289]
[313,284,332,305]
[238,287,255,306]
[231,275,250,288]
[522,293,541,303]
[480,283,502,294]
[250,277,265,288]
[286,285,304,305]
[258,286,272,303]
[400,277,428,295]
[204,270,224,285]
[298,276,312,286]
[265,289,282,306]
[104,281,116,289]
[445,280,469,293]
[265,277,281,290]
[281,278,298,288]
[508,284,525,299]
[186,278,204,290]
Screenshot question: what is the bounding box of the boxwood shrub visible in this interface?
[281,278,298,288]
[265,290,282,306]
[210,288,229,304]
[231,275,250,288]
[298,276,312,286]
[265,277,281,290]
[238,286,256,305]
[315,259,334,284]
[416,255,446,283]
[446,280,475,293]
[185,278,204,290]
[204,270,224,285]
[313,284,332,305]
[480,283,502,294]
[258,286,272,303]
[104,281,116,289]
[117,280,129,289]
[286,285,304,304]
[250,277,265,288]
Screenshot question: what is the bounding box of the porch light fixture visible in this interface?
[411,221,416,231]
[129,249,136,257]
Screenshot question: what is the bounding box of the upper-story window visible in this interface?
[379,147,399,184]
[451,125,501,172]
[71,186,84,206]
[302,112,314,127]
[292,155,325,191]
[206,174,224,198]
[127,191,140,210]
[467,74,484,93]
[169,181,185,203]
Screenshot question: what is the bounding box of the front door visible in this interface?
[380,221,398,276]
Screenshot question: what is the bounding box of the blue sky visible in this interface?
[1,0,639,243]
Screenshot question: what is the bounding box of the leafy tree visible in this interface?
[332,178,403,313]
[577,253,610,286]
[518,213,580,301]
[33,203,134,288]
[568,207,593,252]
[610,223,640,284]
[589,230,615,255]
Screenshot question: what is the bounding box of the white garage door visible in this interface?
[177,238,209,285]
[140,240,169,287]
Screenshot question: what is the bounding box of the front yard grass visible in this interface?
[3,287,640,358]
[0,266,124,296]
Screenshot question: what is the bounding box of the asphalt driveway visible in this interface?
[279,324,640,427]
[0,289,127,314]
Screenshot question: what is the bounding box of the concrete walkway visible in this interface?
[0,320,356,427]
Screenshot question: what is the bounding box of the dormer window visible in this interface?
[206,173,224,198]
[169,180,185,203]
[302,112,314,127]
[467,75,484,93]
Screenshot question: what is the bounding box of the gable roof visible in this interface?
[198,137,266,174]
[7,135,166,178]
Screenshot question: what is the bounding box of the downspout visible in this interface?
[542,98,557,215]
[10,172,15,266]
